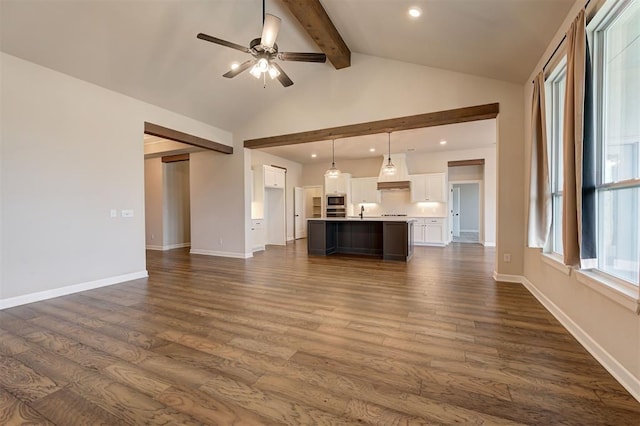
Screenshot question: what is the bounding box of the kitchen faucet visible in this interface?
[359,205,365,219]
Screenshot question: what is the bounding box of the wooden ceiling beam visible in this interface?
[144,122,233,154]
[448,159,485,167]
[280,0,351,69]
[244,103,499,149]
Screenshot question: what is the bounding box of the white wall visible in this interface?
[236,53,520,274]
[522,0,640,401]
[449,165,484,181]
[144,158,164,248]
[189,144,247,259]
[0,52,233,304]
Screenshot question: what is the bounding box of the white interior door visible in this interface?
[452,186,461,237]
[294,187,305,239]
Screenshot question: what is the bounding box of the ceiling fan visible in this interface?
[197,5,327,88]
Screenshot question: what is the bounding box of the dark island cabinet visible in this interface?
[307,219,415,262]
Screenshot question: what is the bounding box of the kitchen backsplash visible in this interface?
[349,191,447,217]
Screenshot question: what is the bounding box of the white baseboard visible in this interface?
[252,245,265,252]
[483,242,496,247]
[491,273,640,403]
[415,242,447,247]
[146,243,191,251]
[492,272,523,283]
[190,249,252,259]
[0,270,148,310]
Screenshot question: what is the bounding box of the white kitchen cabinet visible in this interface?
[264,165,285,189]
[251,219,265,251]
[351,177,380,204]
[324,173,351,195]
[410,173,446,202]
[412,218,446,246]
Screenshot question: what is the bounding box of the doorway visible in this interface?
[450,182,481,243]
[144,154,191,250]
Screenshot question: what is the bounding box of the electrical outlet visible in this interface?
[503,253,512,263]
[218,238,223,247]
[151,233,155,240]
[110,209,117,218]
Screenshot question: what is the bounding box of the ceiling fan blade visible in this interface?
[278,52,327,63]
[271,63,293,87]
[222,59,256,78]
[197,33,251,53]
[261,13,281,49]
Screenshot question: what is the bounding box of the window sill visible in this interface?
[541,253,572,276]
[575,270,640,314]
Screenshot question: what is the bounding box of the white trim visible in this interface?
[146,242,191,251]
[492,272,523,283]
[460,229,480,233]
[415,242,447,247]
[541,253,572,276]
[190,249,252,259]
[483,241,496,247]
[520,276,640,403]
[575,270,640,314]
[0,270,149,310]
[252,245,266,252]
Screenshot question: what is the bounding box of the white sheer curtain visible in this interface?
[527,71,551,248]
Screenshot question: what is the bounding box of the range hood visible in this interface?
[377,153,411,191]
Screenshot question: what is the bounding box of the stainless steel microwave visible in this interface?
[326,195,345,206]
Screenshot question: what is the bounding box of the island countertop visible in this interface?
[308,217,418,222]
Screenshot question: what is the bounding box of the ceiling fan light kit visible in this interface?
[197,5,326,88]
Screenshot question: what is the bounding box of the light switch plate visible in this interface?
[110,209,117,218]
[121,209,134,218]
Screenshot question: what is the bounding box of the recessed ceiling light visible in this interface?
[311,153,317,158]
[369,148,376,152]
[408,7,422,18]
[230,62,240,70]
[439,140,447,145]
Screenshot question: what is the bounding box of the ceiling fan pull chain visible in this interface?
[263,72,267,89]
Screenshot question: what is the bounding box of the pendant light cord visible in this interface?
[262,0,265,24]
[332,140,336,167]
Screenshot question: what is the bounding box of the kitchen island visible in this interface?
[307,218,416,262]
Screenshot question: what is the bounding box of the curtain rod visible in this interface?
[532,0,592,83]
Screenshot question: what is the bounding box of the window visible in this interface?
[591,0,640,286]
[545,59,567,256]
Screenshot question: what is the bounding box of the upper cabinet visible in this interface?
[325,173,351,195]
[264,165,285,189]
[351,177,381,204]
[410,173,446,202]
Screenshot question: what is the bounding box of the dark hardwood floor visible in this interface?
[1,242,639,425]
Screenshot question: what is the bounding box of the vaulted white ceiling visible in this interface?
[1,0,574,160]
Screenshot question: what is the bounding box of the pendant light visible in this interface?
[382,132,397,176]
[325,139,341,179]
